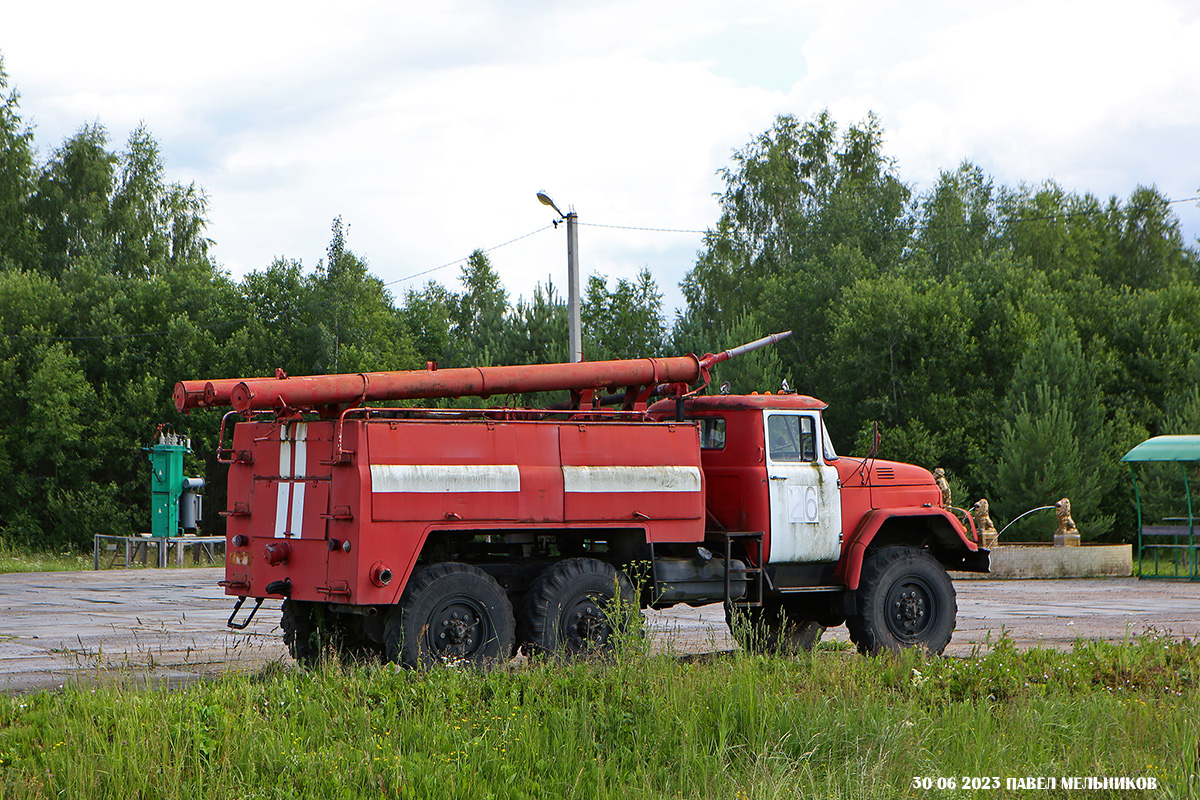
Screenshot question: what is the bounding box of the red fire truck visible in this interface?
[176,333,987,666]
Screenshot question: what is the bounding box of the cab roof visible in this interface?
[649,393,828,414]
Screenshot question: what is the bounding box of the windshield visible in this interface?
[822,419,838,461]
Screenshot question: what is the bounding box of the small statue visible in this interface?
[1054,497,1080,546]
[971,498,999,548]
[934,468,952,507]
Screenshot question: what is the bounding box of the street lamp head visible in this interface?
[536,191,565,219]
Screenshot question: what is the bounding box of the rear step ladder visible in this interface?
[721,531,764,608]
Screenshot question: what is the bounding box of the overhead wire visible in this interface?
[578,222,707,234]
[381,224,555,287]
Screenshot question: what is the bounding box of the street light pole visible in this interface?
[564,209,580,363]
[537,191,582,362]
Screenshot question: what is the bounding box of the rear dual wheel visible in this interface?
[280,600,383,667]
[384,562,515,669]
[518,558,638,657]
[296,558,638,669]
[280,599,324,667]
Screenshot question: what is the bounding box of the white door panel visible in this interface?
[764,412,842,563]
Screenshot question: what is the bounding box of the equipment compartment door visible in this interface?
[368,422,523,522]
[763,412,842,563]
[558,423,704,539]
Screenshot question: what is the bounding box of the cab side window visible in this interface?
[767,414,816,462]
[698,417,726,450]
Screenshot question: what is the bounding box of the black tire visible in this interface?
[847,546,956,655]
[281,599,324,667]
[384,562,515,669]
[517,558,637,656]
[725,601,825,655]
[281,601,380,667]
[333,614,385,665]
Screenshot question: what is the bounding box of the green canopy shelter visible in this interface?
[1122,435,1200,580]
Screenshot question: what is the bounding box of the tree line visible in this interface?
[678,112,1200,540]
[1,57,1196,548]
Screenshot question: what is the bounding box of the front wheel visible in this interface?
[847,546,956,655]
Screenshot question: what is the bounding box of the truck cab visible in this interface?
[651,393,988,654]
[666,394,844,565]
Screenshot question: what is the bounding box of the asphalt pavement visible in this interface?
[3,568,1200,693]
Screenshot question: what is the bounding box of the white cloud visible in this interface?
[3,0,1197,322]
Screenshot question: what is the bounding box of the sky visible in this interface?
[3,0,1199,318]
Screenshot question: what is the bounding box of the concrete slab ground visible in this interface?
[3,568,1200,693]
[0,568,284,694]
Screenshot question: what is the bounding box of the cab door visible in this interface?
[763,411,842,563]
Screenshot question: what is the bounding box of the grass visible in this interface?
[0,541,93,573]
[1136,555,1200,580]
[0,631,1197,799]
[0,541,223,574]
[1137,564,1200,580]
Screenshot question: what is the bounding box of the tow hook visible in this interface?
[266,578,292,596]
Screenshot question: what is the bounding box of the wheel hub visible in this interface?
[899,592,924,623]
[438,608,479,651]
[572,606,604,640]
[888,582,932,640]
[561,596,612,651]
